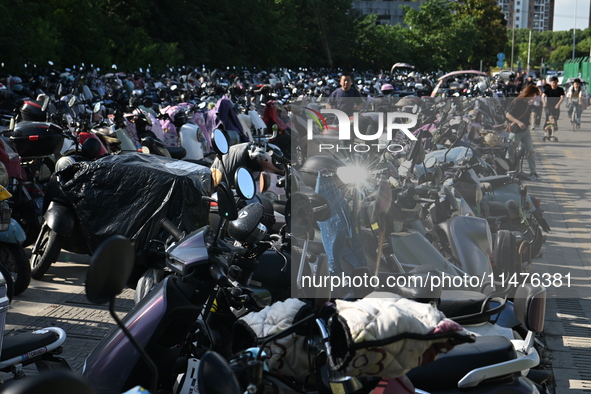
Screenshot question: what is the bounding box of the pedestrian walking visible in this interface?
[506,84,541,180]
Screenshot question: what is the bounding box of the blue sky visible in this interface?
[553,0,590,31]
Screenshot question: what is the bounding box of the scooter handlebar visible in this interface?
[160,218,183,242]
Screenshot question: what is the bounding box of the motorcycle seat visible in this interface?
[438,290,497,325]
[406,335,517,390]
[166,146,186,159]
[1,329,59,361]
[479,175,516,189]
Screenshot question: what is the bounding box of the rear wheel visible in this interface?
[0,244,31,295]
[30,224,63,280]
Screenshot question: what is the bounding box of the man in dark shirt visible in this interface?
[211,142,284,188]
[542,76,565,126]
[327,72,364,115]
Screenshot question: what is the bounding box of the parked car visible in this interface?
[493,69,514,81]
[431,70,492,97]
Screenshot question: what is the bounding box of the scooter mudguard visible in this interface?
[0,219,26,244]
[44,202,76,237]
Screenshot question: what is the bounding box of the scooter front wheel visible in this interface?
[134,268,164,304]
[30,224,63,280]
[0,243,31,295]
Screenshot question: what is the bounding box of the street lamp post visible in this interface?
[511,13,515,71]
[572,0,577,60]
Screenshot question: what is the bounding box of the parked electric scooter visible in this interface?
[0,184,30,296]
[0,269,67,387]
[29,151,211,280]
[83,144,267,393]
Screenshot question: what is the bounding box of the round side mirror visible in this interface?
[424,156,437,169]
[215,182,238,221]
[86,235,135,304]
[212,129,229,155]
[41,96,50,112]
[235,167,255,200]
[93,102,102,114]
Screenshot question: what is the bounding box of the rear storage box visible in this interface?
[20,100,46,122]
[10,121,65,157]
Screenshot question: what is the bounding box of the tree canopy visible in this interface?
[1,0,584,75]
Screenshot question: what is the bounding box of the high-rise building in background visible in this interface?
[350,1,423,26]
[351,0,555,32]
[497,0,554,31]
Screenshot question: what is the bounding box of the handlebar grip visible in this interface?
[272,151,290,165]
[160,218,183,242]
[440,161,455,170]
[250,292,268,310]
[210,264,230,286]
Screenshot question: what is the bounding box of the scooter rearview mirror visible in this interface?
[41,95,51,113]
[212,128,229,156]
[215,182,238,221]
[235,167,255,200]
[198,351,241,394]
[86,235,134,304]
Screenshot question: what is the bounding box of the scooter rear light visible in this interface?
[28,135,40,141]
[210,201,218,207]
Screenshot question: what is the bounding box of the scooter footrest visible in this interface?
[1,329,59,361]
[406,335,516,390]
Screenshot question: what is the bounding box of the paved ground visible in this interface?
[2,104,591,392]
[3,250,131,375]
[527,106,591,393]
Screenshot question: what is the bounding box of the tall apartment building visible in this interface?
[498,0,554,31]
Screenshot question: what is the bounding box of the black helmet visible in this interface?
[81,137,103,159]
[173,110,188,129]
